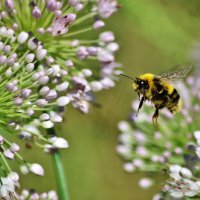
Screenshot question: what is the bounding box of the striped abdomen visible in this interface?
[151,77,181,113]
[167,88,182,113]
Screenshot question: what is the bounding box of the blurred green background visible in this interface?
[17,0,200,199]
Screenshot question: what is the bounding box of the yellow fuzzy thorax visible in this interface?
[139,73,154,80]
[138,73,174,95]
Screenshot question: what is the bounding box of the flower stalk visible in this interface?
[47,128,70,200]
[52,150,70,200]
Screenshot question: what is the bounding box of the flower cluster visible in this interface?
[0,0,120,198]
[17,189,58,200]
[117,76,200,198]
[1,0,120,112]
[157,164,200,199]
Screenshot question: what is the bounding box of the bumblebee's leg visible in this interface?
[137,92,140,101]
[152,108,159,126]
[136,96,144,116]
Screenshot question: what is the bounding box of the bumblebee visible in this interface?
[121,65,192,125]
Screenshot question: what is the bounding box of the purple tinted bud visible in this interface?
[54,10,62,17]
[6,82,18,92]
[40,193,48,199]
[3,45,11,53]
[0,55,7,64]
[93,20,105,30]
[67,14,76,22]
[87,47,98,56]
[107,42,119,51]
[75,3,83,11]
[31,194,40,199]
[38,76,49,85]
[46,90,57,100]
[32,72,41,81]
[36,99,48,107]
[5,0,14,9]
[46,68,54,76]
[56,1,62,9]
[10,143,20,152]
[4,149,14,159]
[46,0,57,11]
[98,0,118,18]
[0,26,7,36]
[101,77,115,88]
[22,89,32,98]
[6,57,15,66]
[10,53,17,60]
[36,49,47,60]
[57,96,70,106]
[27,108,34,116]
[12,23,18,30]
[7,81,14,90]
[5,67,13,76]
[17,32,29,43]
[39,113,50,121]
[39,86,50,96]
[25,53,35,63]
[30,163,44,176]
[6,29,14,38]
[65,59,74,67]
[90,81,103,92]
[68,0,79,7]
[14,97,23,106]
[70,39,79,47]
[98,50,114,63]
[56,82,69,92]
[50,114,62,123]
[99,31,115,43]
[47,56,54,64]
[2,11,8,19]
[48,191,57,199]
[82,69,92,77]
[38,27,45,34]
[32,6,42,18]
[77,46,89,59]
[26,63,35,72]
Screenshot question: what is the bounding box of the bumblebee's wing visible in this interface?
[158,65,192,83]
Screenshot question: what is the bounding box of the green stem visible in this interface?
[52,150,70,200]
[47,128,70,200]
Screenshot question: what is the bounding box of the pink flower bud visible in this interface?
[10,143,20,152]
[57,96,70,106]
[4,149,14,159]
[93,20,105,30]
[5,0,14,9]
[17,32,29,44]
[46,0,57,11]
[32,6,42,18]
[30,163,44,176]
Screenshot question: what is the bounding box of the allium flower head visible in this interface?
[0,0,120,196]
[155,164,200,199]
[117,75,200,198]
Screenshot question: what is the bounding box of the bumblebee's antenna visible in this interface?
[120,74,135,81]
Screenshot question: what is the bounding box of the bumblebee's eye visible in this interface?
[139,80,149,90]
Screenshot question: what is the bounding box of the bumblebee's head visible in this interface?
[133,77,149,93]
[120,74,150,94]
